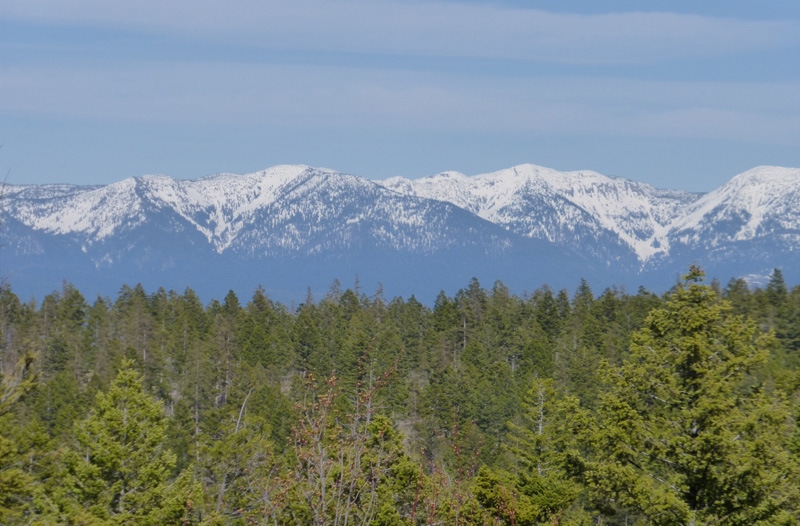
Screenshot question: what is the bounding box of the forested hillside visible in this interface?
[2,268,800,524]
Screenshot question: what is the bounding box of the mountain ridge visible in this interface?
[2,163,799,302]
[377,163,705,263]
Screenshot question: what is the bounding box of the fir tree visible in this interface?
[0,354,36,524]
[57,361,190,524]
[580,267,799,525]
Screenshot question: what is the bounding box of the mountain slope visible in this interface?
[670,166,800,247]
[1,163,799,302]
[379,164,699,264]
[659,166,800,281]
[1,165,583,301]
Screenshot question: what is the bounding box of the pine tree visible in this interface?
[198,384,276,523]
[57,361,190,524]
[496,377,584,524]
[580,266,799,525]
[0,354,36,524]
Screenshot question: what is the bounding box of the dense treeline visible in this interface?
[1,267,800,524]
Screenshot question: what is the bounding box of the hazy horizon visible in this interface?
[2,1,799,192]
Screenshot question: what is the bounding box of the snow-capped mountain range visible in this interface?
[1,164,798,302]
[380,165,700,264]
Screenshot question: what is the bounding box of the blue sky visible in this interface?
[1,1,799,191]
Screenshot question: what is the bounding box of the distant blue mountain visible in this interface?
[2,164,799,303]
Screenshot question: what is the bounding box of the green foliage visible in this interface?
[473,466,539,525]
[0,271,799,525]
[579,267,799,524]
[54,361,191,524]
[0,354,37,523]
[504,378,585,523]
[197,386,277,524]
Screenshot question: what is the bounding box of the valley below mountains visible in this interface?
[2,163,799,302]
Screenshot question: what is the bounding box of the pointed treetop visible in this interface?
[683,264,705,283]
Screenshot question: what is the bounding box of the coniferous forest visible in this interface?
[2,266,800,525]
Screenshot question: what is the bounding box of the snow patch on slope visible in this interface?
[671,166,800,245]
[6,163,800,266]
[5,165,315,252]
[6,177,146,242]
[380,164,698,262]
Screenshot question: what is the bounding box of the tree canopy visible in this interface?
[0,269,799,524]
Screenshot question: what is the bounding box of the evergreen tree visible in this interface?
[778,286,800,369]
[766,268,788,309]
[580,267,799,525]
[293,300,327,376]
[198,384,276,523]
[274,373,412,525]
[723,277,755,323]
[56,361,190,524]
[504,378,583,522]
[85,296,117,387]
[0,354,36,524]
[532,286,562,343]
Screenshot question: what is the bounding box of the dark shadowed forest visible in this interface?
[2,267,800,525]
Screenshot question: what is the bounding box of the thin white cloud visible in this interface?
[4,0,798,64]
[2,60,798,145]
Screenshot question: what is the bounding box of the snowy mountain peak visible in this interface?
[5,163,800,297]
[671,166,800,246]
[474,163,610,187]
[378,164,698,263]
[137,174,173,183]
[429,170,469,181]
[727,165,800,185]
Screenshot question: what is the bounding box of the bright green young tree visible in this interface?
[0,354,37,524]
[57,361,190,525]
[581,267,798,525]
